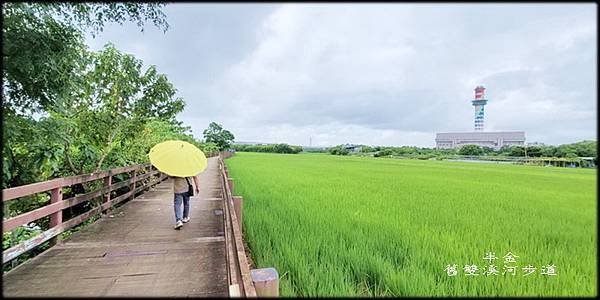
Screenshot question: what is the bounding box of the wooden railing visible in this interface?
[220,150,234,159]
[219,152,279,297]
[219,155,256,297]
[2,163,167,264]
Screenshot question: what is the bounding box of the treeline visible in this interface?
[328,145,352,155]
[329,145,457,159]
[495,140,595,158]
[232,143,303,154]
[454,140,596,158]
[328,140,597,159]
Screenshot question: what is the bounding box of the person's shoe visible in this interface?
[182,217,190,223]
[174,220,183,229]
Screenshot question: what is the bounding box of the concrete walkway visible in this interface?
[3,157,228,297]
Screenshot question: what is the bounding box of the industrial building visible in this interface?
[436,86,526,150]
[436,131,525,150]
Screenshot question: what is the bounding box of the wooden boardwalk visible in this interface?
[3,157,229,297]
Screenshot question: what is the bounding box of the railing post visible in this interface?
[49,187,63,246]
[50,187,63,226]
[131,168,137,200]
[233,196,243,234]
[227,178,234,193]
[146,165,152,189]
[251,268,279,297]
[104,174,112,212]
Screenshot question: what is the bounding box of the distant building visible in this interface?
[342,144,363,153]
[234,141,267,145]
[436,131,526,150]
[303,146,328,152]
[436,86,526,150]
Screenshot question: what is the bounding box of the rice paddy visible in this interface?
[225,152,597,297]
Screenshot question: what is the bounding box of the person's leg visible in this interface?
[182,192,190,220]
[173,193,183,222]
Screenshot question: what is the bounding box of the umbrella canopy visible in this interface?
[148,140,208,177]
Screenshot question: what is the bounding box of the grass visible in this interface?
[225,152,597,297]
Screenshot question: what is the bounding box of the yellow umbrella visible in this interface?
[148,140,208,177]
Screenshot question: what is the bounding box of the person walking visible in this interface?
[173,175,200,229]
[148,140,208,230]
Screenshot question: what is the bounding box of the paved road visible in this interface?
[3,157,228,297]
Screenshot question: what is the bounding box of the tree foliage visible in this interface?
[3,43,187,190]
[367,146,457,159]
[56,44,185,174]
[333,141,596,160]
[458,144,484,156]
[497,141,596,158]
[360,146,375,153]
[1,2,185,270]
[328,145,350,156]
[2,4,86,114]
[203,122,235,151]
[2,2,169,115]
[233,143,302,154]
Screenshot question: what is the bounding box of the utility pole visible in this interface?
[309,136,312,147]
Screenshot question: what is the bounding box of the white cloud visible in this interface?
[85,3,597,146]
[202,4,596,146]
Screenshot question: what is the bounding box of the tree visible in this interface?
[2,2,169,115]
[2,4,86,115]
[458,144,484,156]
[329,145,350,155]
[481,146,495,155]
[565,152,578,159]
[360,146,375,153]
[570,140,596,157]
[2,2,175,186]
[525,146,542,157]
[3,44,185,191]
[273,144,293,154]
[373,148,393,157]
[53,44,184,175]
[2,2,180,272]
[203,122,235,151]
[199,142,220,155]
[2,113,66,189]
[540,145,557,157]
[509,146,526,157]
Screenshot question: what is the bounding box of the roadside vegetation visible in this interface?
[2,3,226,272]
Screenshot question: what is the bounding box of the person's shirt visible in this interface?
[172,176,192,194]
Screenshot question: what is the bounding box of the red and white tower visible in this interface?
[471,86,488,131]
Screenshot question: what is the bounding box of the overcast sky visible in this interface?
[85,3,597,147]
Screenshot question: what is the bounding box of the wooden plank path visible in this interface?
[2,157,229,297]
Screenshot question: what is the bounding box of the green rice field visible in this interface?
[225,152,597,297]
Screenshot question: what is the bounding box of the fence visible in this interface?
[2,163,166,264]
[441,155,596,167]
[3,152,280,297]
[218,151,279,297]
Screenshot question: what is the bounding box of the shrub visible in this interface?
[458,144,484,156]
